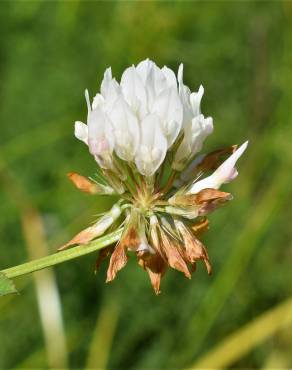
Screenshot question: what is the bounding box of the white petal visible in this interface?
[136,59,153,84]
[109,97,140,161]
[162,66,177,87]
[74,121,88,145]
[92,93,104,110]
[152,87,183,147]
[151,64,168,95]
[135,114,167,176]
[173,124,193,168]
[85,89,91,112]
[85,89,91,122]
[142,62,169,110]
[178,63,184,87]
[173,77,211,169]
[178,64,191,101]
[177,64,193,130]
[99,68,121,112]
[190,115,213,154]
[120,66,147,116]
[188,141,248,193]
[100,67,112,97]
[190,85,204,116]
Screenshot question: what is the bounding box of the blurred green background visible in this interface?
[1,1,292,369]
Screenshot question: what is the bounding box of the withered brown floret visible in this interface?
[137,251,167,295]
[67,172,100,194]
[106,241,128,283]
[196,145,238,174]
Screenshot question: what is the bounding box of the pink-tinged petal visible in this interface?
[87,108,114,168]
[188,141,248,194]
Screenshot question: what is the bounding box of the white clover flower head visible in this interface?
[63,59,248,294]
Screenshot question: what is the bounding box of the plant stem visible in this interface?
[2,228,123,279]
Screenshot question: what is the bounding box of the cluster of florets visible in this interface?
[60,59,248,294]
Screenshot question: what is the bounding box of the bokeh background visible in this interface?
[1,1,292,369]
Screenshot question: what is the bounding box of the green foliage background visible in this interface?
[0,1,292,369]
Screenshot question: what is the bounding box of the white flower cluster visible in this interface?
[75,59,213,176]
[64,59,248,294]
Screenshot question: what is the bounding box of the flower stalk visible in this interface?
[1,229,123,280]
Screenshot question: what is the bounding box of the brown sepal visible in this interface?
[67,172,99,194]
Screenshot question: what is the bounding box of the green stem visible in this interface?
[2,228,123,279]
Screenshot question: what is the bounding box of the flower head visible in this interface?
[63,59,248,294]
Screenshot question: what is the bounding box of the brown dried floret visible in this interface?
[137,251,167,295]
[175,220,212,275]
[59,224,102,251]
[106,241,128,282]
[67,172,100,194]
[159,229,191,279]
[95,246,114,272]
[106,224,141,282]
[172,188,232,208]
[196,145,238,174]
